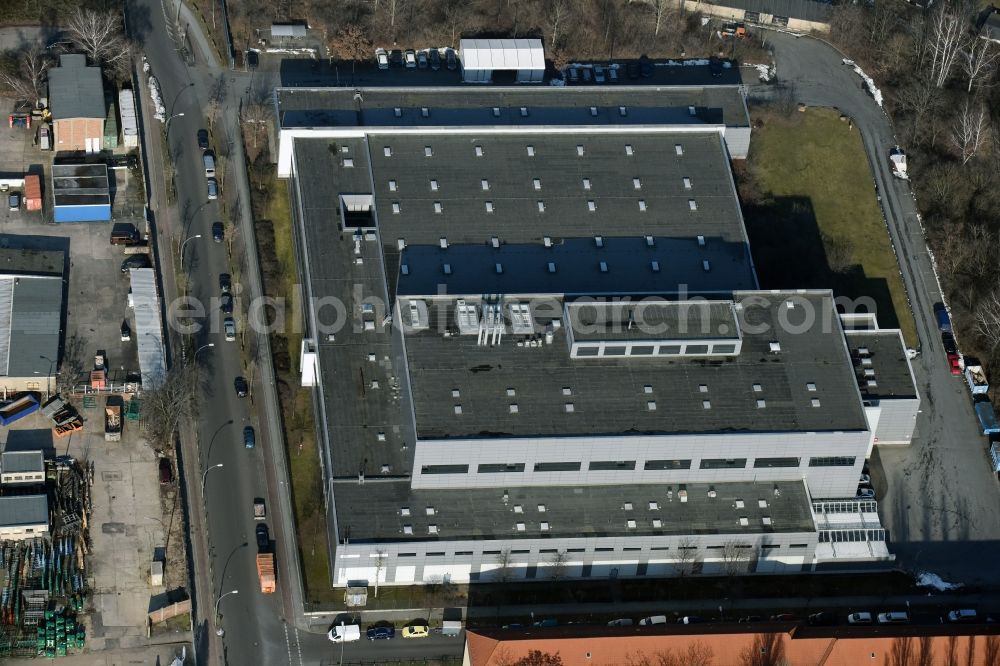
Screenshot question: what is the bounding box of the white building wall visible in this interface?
[870,398,919,446]
[332,531,819,587]
[412,429,870,499]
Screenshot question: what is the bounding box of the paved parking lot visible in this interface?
[0,114,41,177]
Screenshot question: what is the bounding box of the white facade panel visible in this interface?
[394,565,416,583]
[871,398,918,445]
[412,430,870,499]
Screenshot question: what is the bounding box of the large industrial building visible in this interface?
[276,56,917,587]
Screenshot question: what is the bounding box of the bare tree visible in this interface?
[975,285,1000,350]
[961,38,1000,93]
[65,8,129,69]
[544,0,569,49]
[142,364,200,450]
[951,100,990,164]
[648,0,674,39]
[720,540,754,577]
[0,46,50,108]
[547,550,569,580]
[673,538,702,577]
[373,550,387,597]
[895,79,942,142]
[740,633,786,666]
[928,3,967,88]
[55,334,87,395]
[494,548,515,582]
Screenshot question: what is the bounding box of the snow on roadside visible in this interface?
[842,58,883,107]
[916,572,963,591]
[750,63,775,82]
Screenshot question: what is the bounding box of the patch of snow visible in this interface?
[916,572,963,591]
[147,75,165,122]
[662,58,710,66]
[549,78,566,87]
[752,63,775,82]
[843,58,883,107]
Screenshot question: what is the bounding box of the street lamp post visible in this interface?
[38,355,55,398]
[165,111,185,134]
[215,589,239,637]
[201,463,224,497]
[180,234,201,270]
[193,343,215,364]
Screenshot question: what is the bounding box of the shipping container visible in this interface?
[975,400,1000,436]
[24,175,41,211]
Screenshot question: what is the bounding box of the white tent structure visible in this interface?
[459,39,545,83]
[129,268,167,389]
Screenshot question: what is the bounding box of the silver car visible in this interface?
[207,178,218,200]
[224,316,236,342]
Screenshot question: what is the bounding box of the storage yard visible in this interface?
[0,459,92,658]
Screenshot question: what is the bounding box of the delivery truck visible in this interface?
[257,553,275,594]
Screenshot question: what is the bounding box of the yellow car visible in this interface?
[402,625,429,639]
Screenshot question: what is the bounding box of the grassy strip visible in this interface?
[740,107,917,347]
[253,180,338,607]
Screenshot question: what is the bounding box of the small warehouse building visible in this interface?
[1,450,45,486]
[0,248,65,395]
[47,54,106,153]
[0,495,49,541]
[459,39,545,83]
[52,163,111,222]
[686,0,833,32]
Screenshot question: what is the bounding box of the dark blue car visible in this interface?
[244,426,255,449]
[366,626,395,641]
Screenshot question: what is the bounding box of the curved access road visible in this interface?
[756,31,1000,587]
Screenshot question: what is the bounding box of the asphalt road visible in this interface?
[756,31,1000,586]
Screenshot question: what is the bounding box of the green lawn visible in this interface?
[742,107,917,347]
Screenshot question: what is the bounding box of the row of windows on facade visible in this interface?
[389,198,700,215]
[387,176,693,194]
[378,141,679,160]
[375,542,812,559]
[447,382,823,415]
[420,456,857,475]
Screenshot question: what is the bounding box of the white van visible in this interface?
[877,612,909,624]
[639,615,667,626]
[204,152,216,178]
[327,624,361,642]
[441,620,463,637]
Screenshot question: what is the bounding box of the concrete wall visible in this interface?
[53,117,103,152]
[412,429,871,499]
[333,530,818,586]
[0,376,49,395]
[0,471,45,485]
[684,0,831,33]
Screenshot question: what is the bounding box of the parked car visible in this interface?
[197,129,209,150]
[770,614,798,622]
[244,425,255,449]
[328,624,361,642]
[808,612,836,626]
[158,457,174,484]
[255,523,269,550]
[212,221,224,242]
[948,609,978,623]
[639,615,667,626]
[581,67,592,82]
[445,48,457,70]
[220,293,234,314]
[253,498,266,520]
[8,192,20,210]
[594,65,606,82]
[847,612,873,624]
[941,332,958,354]
[389,49,403,67]
[677,616,703,624]
[859,473,871,485]
[934,302,952,332]
[948,351,961,375]
[375,47,389,69]
[567,67,579,83]
[608,66,618,82]
[207,178,218,200]
[120,254,151,273]
[418,50,429,68]
[367,626,395,640]
[404,50,416,68]
[219,273,232,294]
[738,616,763,623]
[856,488,876,499]
[877,612,910,624]
[429,48,440,70]
[224,316,236,342]
[402,624,429,638]
[234,376,249,398]
[607,618,633,627]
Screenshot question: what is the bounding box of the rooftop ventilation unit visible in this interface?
[439,237,448,249]
[858,347,870,356]
[651,261,660,272]
[678,489,688,503]
[703,260,711,272]
[769,341,781,353]
[428,525,438,534]
[739,517,749,527]
[652,519,662,528]
[735,499,745,508]
[625,144,634,155]
[648,501,659,510]
[645,236,654,247]
[595,236,604,247]
[403,525,413,534]
[577,145,585,156]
